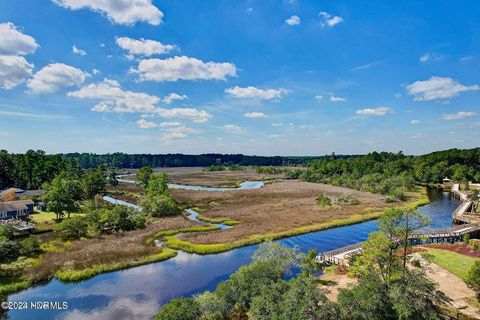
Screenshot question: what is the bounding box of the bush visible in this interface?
[141,194,181,217]
[472,241,478,253]
[19,236,40,255]
[53,216,89,239]
[316,194,332,208]
[155,298,201,320]
[466,260,480,301]
[0,236,17,262]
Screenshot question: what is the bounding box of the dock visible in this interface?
[317,185,480,266]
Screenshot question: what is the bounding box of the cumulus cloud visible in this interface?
[68,79,212,122]
[72,45,87,56]
[419,53,430,62]
[244,112,267,118]
[116,37,175,56]
[330,95,346,102]
[27,63,88,94]
[163,93,188,104]
[319,12,343,27]
[159,121,181,127]
[225,86,289,100]
[0,55,34,89]
[285,15,300,26]
[356,107,392,116]
[136,118,157,128]
[52,0,163,25]
[314,95,324,102]
[0,22,39,56]
[442,111,477,120]
[224,124,244,134]
[406,76,480,101]
[132,56,237,82]
[410,120,420,124]
[161,125,196,141]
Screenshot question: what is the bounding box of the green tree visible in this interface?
[41,173,82,219]
[19,236,40,255]
[137,166,153,189]
[53,215,88,239]
[155,298,201,320]
[82,168,106,199]
[108,169,119,189]
[466,260,480,301]
[140,194,181,217]
[300,248,321,278]
[146,173,169,197]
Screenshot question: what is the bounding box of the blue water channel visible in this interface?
[4,188,458,320]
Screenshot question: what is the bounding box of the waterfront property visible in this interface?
[0,199,34,220]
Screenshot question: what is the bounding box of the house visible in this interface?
[0,199,34,220]
[0,188,43,201]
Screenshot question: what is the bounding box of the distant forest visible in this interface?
[59,153,323,168]
[1,148,479,191]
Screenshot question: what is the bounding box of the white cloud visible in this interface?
[244,112,267,118]
[68,79,212,122]
[136,118,157,128]
[68,78,160,113]
[285,15,300,26]
[116,37,175,56]
[163,93,188,104]
[27,63,88,94]
[0,55,34,89]
[225,86,289,100]
[410,120,420,124]
[319,12,343,27]
[224,124,244,134]
[272,123,283,127]
[314,95,323,102]
[0,22,39,56]
[356,107,392,116]
[442,111,477,120]
[52,0,163,25]
[92,68,100,75]
[132,56,237,82]
[419,53,430,62]
[394,93,402,98]
[406,76,480,101]
[330,95,346,102]
[161,126,196,141]
[159,121,181,127]
[268,134,280,138]
[156,108,211,123]
[72,45,87,56]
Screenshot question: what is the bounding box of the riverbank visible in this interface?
[156,189,429,255]
[0,185,427,297]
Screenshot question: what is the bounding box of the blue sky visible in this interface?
[0,0,479,155]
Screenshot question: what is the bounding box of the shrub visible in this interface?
[472,241,478,253]
[141,194,181,217]
[316,194,332,208]
[53,216,89,239]
[466,260,480,301]
[463,234,470,244]
[19,236,40,256]
[155,298,201,320]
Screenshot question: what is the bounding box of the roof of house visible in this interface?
[0,188,25,195]
[0,199,34,212]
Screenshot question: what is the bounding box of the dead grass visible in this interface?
[23,216,198,283]
[172,180,421,245]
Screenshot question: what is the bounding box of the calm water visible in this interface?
[116,177,265,191]
[4,189,458,320]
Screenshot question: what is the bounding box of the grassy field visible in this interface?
[422,248,479,281]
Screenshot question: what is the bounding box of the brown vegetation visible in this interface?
[172,180,419,245]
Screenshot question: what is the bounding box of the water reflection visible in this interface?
[6,189,456,320]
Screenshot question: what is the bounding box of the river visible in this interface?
[4,188,458,320]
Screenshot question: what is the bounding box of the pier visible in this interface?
[317,186,480,266]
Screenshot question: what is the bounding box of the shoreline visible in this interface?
[1,188,429,296]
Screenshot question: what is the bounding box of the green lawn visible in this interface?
[30,210,85,223]
[422,248,479,281]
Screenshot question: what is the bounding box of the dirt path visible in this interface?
[317,271,357,301]
[413,253,480,319]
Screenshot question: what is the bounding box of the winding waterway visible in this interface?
[5,188,458,320]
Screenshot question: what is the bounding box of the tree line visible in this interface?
[301,148,480,201]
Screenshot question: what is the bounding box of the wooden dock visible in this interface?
[317,193,480,266]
